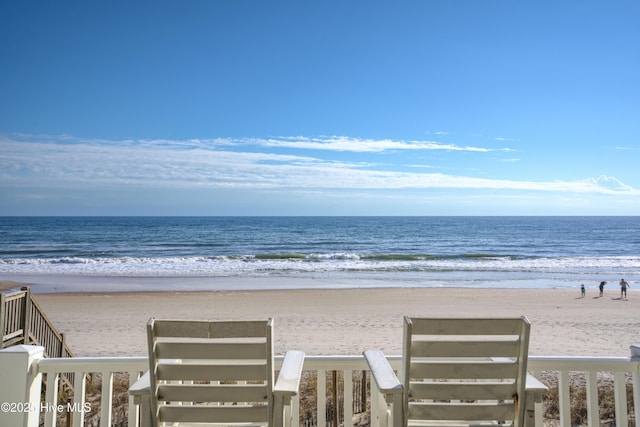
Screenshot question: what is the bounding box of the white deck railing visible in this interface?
[1,345,639,427]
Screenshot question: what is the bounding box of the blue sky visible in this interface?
[1,1,638,216]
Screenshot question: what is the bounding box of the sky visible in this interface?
[1,1,639,216]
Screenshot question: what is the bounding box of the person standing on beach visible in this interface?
[581,284,585,298]
[599,281,606,297]
[620,278,630,299]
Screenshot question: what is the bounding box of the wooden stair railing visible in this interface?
[1,286,75,388]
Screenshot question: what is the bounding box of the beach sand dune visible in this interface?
[29,287,639,357]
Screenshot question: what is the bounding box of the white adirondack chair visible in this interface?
[364,316,547,427]
[130,318,305,427]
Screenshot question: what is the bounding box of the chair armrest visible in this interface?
[274,351,305,398]
[525,374,549,396]
[128,372,152,427]
[363,350,403,396]
[129,371,151,404]
[524,373,547,427]
[525,373,548,400]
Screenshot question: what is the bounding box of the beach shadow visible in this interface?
[592,296,602,299]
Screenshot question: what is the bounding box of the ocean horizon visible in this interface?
[1,216,638,292]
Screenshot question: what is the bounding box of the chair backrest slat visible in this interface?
[159,404,269,424]
[402,316,530,427]
[410,339,520,358]
[409,402,515,422]
[152,319,269,338]
[409,317,525,336]
[156,361,268,382]
[155,341,267,359]
[409,381,517,401]
[158,383,269,403]
[410,359,519,379]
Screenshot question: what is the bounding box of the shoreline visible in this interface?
[10,285,635,359]
[2,274,633,293]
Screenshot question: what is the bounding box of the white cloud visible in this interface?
[244,135,512,153]
[6,133,514,153]
[1,134,639,197]
[592,175,635,191]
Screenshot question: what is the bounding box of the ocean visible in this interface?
[0,216,638,292]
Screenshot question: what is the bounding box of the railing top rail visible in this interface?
[31,353,640,373]
[36,356,148,373]
[1,287,29,299]
[529,356,639,372]
[529,355,633,362]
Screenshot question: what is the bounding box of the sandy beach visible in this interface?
[6,283,636,358]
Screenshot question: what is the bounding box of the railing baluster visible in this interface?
[360,370,367,414]
[343,369,353,427]
[100,371,114,427]
[317,369,326,427]
[0,291,5,341]
[369,373,384,427]
[585,370,598,427]
[128,370,142,427]
[632,345,640,427]
[557,370,571,427]
[22,287,31,344]
[44,371,60,427]
[614,371,628,427]
[292,394,300,427]
[72,371,86,427]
